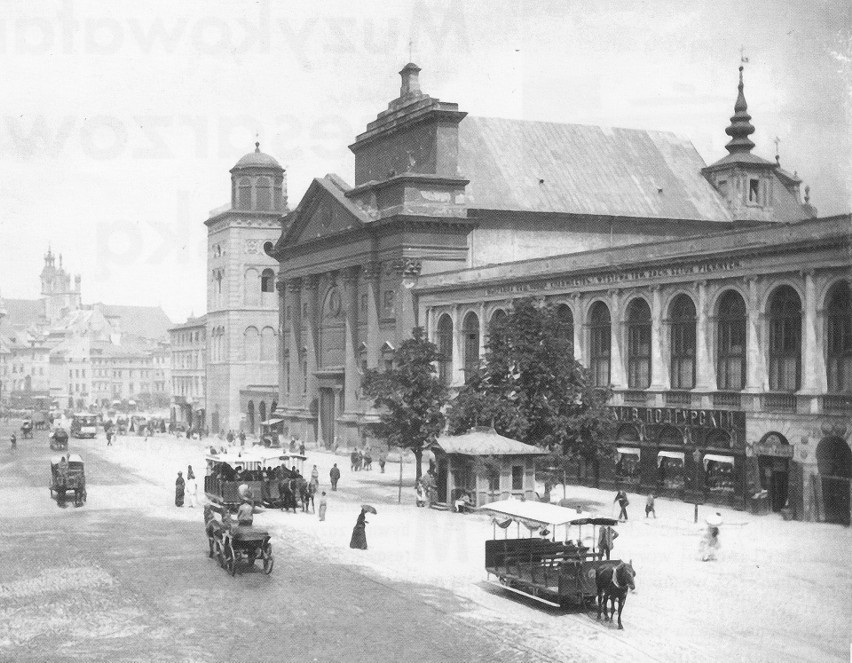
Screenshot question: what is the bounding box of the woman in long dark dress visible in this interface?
[175,471,185,507]
[349,509,368,549]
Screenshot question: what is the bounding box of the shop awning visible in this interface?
[657,450,685,467]
[261,418,284,426]
[703,454,734,469]
[616,447,641,457]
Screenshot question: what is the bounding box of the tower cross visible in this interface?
[774,136,781,165]
[408,38,413,62]
[740,45,749,64]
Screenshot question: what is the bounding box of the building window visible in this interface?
[383,290,395,316]
[589,302,611,387]
[237,177,252,209]
[670,295,696,389]
[717,290,747,390]
[556,304,574,358]
[437,314,453,386]
[768,286,801,392]
[826,282,852,393]
[261,327,276,361]
[244,327,260,362]
[261,268,275,293]
[256,176,272,210]
[511,465,523,491]
[627,298,652,389]
[462,312,479,377]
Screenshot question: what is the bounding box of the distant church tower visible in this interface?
[40,248,82,322]
[205,143,285,433]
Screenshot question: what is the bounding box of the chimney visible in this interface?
[399,62,422,98]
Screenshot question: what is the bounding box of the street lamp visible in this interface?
[692,448,703,523]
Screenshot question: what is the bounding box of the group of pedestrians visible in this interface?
[175,465,197,507]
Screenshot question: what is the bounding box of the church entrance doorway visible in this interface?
[319,388,337,449]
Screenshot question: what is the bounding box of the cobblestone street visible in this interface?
[0,424,545,663]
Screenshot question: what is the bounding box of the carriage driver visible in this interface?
[236,485,254,528]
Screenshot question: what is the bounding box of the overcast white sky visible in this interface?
[1,0,850,323]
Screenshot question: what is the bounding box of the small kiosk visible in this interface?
[431,427,547,508]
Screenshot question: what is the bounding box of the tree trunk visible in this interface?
[413,448,422,481]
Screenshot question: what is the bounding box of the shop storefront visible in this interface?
[599,406,748,509]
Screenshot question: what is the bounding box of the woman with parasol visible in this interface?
[349,505,376,550]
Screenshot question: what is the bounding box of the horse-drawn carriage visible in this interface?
[50,427,69,451]
[49,454,87,506]
[204,449,310,510]
[21,419,34,439]
[479,500,633,622]
[203,504,274,576]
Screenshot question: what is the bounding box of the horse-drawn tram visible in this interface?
[479,500,622,609]
[204,449,307,508]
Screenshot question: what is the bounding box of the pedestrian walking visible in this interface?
[185,470,197,508]
[614,489,629,520]
[310,464,319,484]
[378,451,386,473]
[329,463,340,490]
[645,493,656,518]
[597,524,618,560]
[299,441,305,456]
[106,429,113,446]
[350,450,358,472]
[175,471,185,507]
[227,430,235,444]
[700,513,723,561]
[238,431,246,446]
[363,450,372,471]
[349,508,368,550]
[318,491,327,521]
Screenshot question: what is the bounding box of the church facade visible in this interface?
[265,63,851,524]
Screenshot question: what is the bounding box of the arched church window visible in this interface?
[826,281,851,393]
[261,327,276,361]
[437,314,453,386]
[626,298,651,389]
[244,327,260,362]
[717,290,747,390]
[261,268,275,293]
[256,176,272,211]
[462,312,480,377]
[244,269,260,305]
[589,302,611,387]
[768,286,801,392]
[670,295,696,390]
[237,177,252,210]
[556,304,574,358]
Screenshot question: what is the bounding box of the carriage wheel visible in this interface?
[262,543,274,575]
[214,539,225,568]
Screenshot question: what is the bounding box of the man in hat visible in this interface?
[175,471,185,507]
[236,486,254,527]
[329,463,341,491]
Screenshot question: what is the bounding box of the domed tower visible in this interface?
[204,143,286,434]
[40,248,82,322]
[230,142,287,212]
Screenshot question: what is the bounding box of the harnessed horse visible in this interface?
[595,560,636,629]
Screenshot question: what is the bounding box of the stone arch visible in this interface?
[767,285,802,392]
[669,293,697,389]
[626,297,652,389]
[261,326,276,361]
[824,280,852,393]
[588,300,611,387]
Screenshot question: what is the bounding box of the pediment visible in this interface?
[281,177,368,248]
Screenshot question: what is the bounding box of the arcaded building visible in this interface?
[266,63,851,524]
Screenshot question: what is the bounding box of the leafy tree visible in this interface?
[361,327,449,480]
[447,297,615,492]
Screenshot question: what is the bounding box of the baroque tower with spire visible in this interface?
[40,247,82,323]
[702,65,817,224]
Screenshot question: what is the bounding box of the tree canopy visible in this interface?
[361,327,448,479]
[447,297,615,468]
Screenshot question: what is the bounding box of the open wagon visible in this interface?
[49,454,87,506]
[479,500,621,608]
[203,504,273,576]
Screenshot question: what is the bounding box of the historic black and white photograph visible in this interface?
[0,1,850,661]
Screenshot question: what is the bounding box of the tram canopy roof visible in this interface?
[51,454,83,465]
[434,428,547,456]
[479,499,618,527]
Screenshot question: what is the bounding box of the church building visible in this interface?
[264,63,850,525]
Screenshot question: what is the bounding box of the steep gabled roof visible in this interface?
[458,116,732,222]
[100,304,172,341]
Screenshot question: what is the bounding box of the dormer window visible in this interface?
[748,178,760,204]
